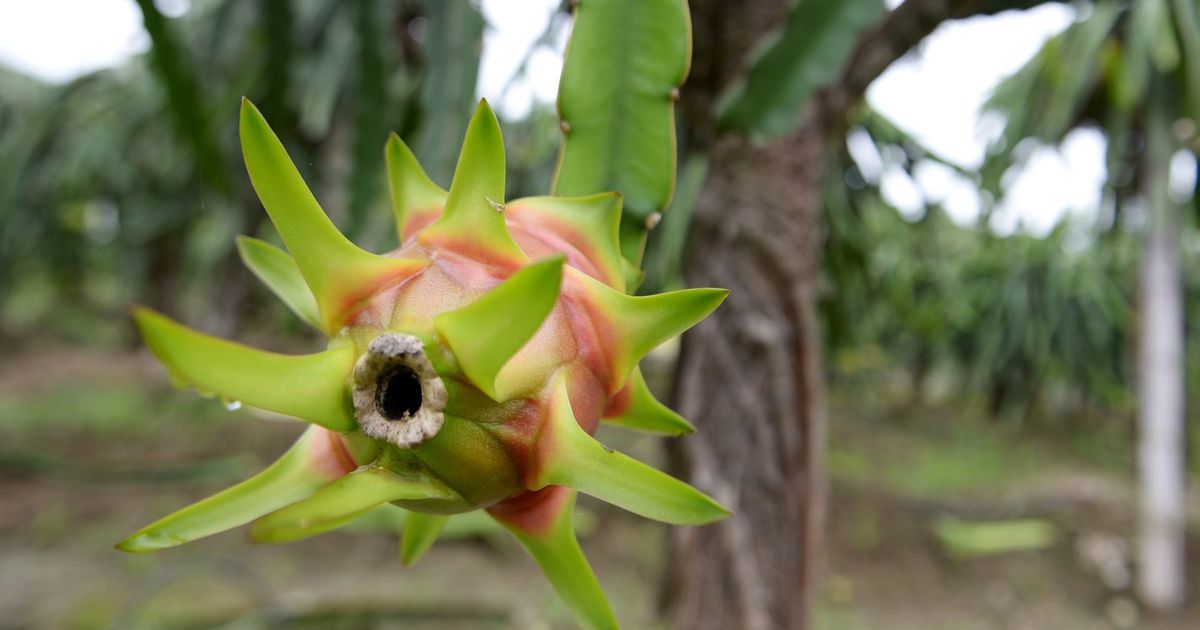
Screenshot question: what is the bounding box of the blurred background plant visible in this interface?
[2,0,1200,628]
[0,0,490,343]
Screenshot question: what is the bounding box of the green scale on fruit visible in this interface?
[118,98,728,629]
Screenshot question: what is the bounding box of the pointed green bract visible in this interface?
[434,255,565,401]
[117,426,334,551]
[419,100,526,264]
[385,132,448,241]
[251,464,455,543]
[400,512,450,566]
[538,376,728,525]
[603,366,694,436]
[132,307,357,431]
[495,490,618,630]
[574,270,729,391]
[240,98,428,333]
[236,236,322,330]
[507,193,625,291]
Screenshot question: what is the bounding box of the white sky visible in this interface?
[0,0,149,81]
[478,0,568,118]
[867,2,1106,234]
[0,0,1099,235]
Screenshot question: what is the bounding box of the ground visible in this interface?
[0,345,1197,629]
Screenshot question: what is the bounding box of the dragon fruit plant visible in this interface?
[117,95,728,628]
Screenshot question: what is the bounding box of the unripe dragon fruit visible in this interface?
[118,98,728,629]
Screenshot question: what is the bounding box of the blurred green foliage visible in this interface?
[817,0,1200,426]
[933,516,1058,560]
[716,0,885,139]
[0,0,563,345]
[822,109,1143,423]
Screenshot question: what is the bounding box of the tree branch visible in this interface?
[824,0,1068,123]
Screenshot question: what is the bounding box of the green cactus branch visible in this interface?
[552,0,692,270]
[133,0,229,195]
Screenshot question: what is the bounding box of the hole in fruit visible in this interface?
[376,366,423,420]
[352,332,447,447]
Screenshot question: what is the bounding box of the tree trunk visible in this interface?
[1136,95,1186,610]
[664,1,1010,627]
[663,0,827,626]
[666,120,829,630]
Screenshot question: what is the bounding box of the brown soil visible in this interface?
[1,348,1198,629]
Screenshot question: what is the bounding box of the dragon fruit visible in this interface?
[118,98,728,628]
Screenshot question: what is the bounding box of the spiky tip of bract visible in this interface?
[537,374,730,525]
[131,307,358,431]
[419,99,527,267]
[240,98,429,334]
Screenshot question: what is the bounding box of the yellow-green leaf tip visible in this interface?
[115,531,182,553]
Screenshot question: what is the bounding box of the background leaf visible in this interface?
[715,0,885,141]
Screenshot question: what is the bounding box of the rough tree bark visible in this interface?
[664,1,1032,628]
